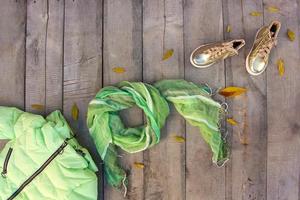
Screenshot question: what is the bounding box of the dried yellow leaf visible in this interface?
[250,11,262,17]
[71,103,79,121]
[133,162,144,169]
[277,59,285,77]
[287,29,295,41]
[162,49,174,61]
[31,104,44,111]
[226,25,232,33]
[267,6,280,13]
[227,118,238,126]
[174,135,185,143]
[240,138,249,145]
[219,87,247,97]
[112,67,125,74]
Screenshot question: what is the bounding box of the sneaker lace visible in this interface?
[203,43,238,60]
[258,38,276,58]
[254,32,277,60]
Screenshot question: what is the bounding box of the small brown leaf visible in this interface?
[250,11,262,17]
[133,162,144,169]
[112,67,126,74]
[71,103,79,121]
[287,29,295,41]
[31,104,44,111]
[227,118,238,126]
[174,135,185,143]
[162,49,174,61]
[267,6,280,13]
[219,87,247,97]
[226,25,232,33]
[277,59,285,77]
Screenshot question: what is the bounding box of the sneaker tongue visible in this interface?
[253,30,271,50]
[256,27,269,40]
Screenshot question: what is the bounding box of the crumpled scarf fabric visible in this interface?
[87,79,228,190]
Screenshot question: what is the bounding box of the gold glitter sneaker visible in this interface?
[246,21,281,75]
[190,39,245,68]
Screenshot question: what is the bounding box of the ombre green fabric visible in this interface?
[87,79,228,189]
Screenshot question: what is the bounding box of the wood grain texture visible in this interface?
[142,0,185,200]
[64,0,103,198]
[0,0,26,108]
[26,0,47,114]
[102,0,143,199]
[26,0,64,115]
[264,0,300,199]
[0,0,26,149]
[184,0,226,199]
[45,0,64,113]
[222,0,267,199]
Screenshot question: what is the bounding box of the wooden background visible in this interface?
[0,0,299,199]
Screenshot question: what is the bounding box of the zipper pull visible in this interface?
[59,141,68,155]
[2,147,13,178]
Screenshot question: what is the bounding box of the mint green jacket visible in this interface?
[0,107,98,200]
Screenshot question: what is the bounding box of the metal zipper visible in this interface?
[7,141,68,200]
[1,147,13,178]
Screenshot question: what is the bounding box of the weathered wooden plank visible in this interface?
[102,0,143,199]
[0,0,26,108]
[264,0,300,199]
[0,0,26,149]
[26,0,47,114]
[222,0,267,199]
[45,0,64,114]
[26,0,64,115]
[64,0,103,199]
[183,0,226,199]
[143,0,185,200]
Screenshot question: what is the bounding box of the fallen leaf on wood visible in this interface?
[71,103,79,121]
[112,67,126,74]
[219,87,247,97]
[31,104,44,111]
[267,6,280,13]
[162,49,174,61]
[287,29,295,41]
[174,135,185,143]
[226,25,232,33]
[249,11,262,16]
[277,59,285,77]
[133,162,144,169]
[227,118,238,126]
[240,137,249,145]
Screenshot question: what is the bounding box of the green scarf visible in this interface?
[87,79,228,190]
